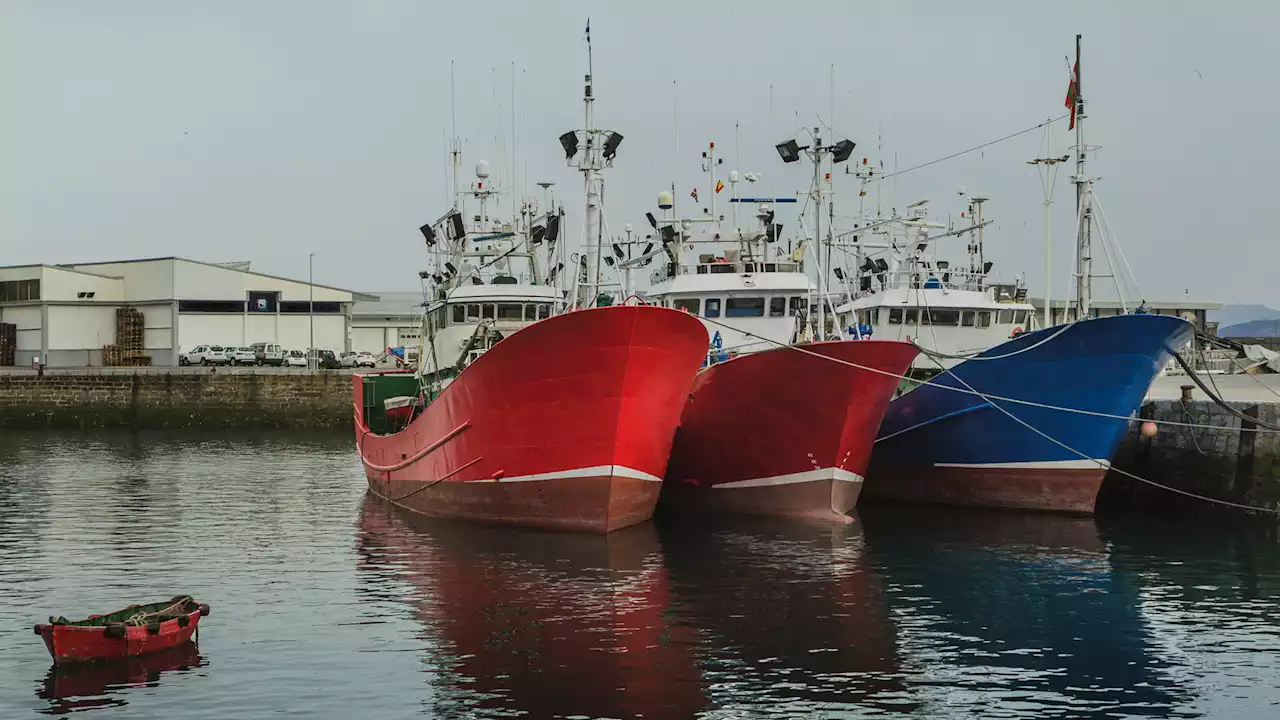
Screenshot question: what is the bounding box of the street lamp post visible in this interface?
[308,253,315,371]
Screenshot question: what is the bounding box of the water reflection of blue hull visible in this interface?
[861,508,1189,718]
[866,314,1194,512]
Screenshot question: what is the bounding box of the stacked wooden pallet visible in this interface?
[104,307,150,366]
[0,323,15,366]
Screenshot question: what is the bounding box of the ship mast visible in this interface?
[561,20,622,309]
[1071,33,1092,319]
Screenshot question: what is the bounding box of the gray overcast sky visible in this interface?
[3,1,1276,304]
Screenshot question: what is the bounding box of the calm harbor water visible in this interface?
[1,431,1277,719]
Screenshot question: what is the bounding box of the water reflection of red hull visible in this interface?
[38,641,203,713]
[355,496,707,718]
[657,516,910,712]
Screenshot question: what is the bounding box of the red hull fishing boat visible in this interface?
[34,596,209,665]
[355,306,707,532]
[355,39,707,533]
[662,340,917,521]
[645,140,918,521]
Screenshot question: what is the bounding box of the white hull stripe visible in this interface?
[494,464,663,484]
[712,467,863,490]
[933,459,1111,470]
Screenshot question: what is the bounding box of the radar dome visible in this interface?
[476,160,491,179]
[657,190,674,209]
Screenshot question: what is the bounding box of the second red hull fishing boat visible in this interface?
[661,340,917,521]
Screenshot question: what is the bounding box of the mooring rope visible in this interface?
[694,314,1280,515]
[696,314,1280,435]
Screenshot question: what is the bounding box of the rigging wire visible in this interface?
[870,114,1070,184]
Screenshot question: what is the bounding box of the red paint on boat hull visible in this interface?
[36,610,203,665]
[861,464,1107,513]
[661,340,918,521]
[355,306,708,533]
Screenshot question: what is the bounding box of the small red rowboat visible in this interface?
[34,596,210,665]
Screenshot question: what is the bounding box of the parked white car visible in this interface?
[283,349,308,368]
[227,346,257,365]
[340,351,377,368]
[182,345,229,366]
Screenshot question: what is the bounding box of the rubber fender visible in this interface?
[198,604,211,617]
[177,615,190,628]
[33,625,42,636]
[146,622,161,635]
[103,624,126,639]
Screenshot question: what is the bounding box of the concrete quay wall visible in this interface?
[1105,398,1280,519]
[0,369,354,429]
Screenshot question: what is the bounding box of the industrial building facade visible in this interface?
[0,257,374,368]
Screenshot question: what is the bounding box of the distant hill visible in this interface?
[1210,304,1280,328]
[1221,319,1280,338]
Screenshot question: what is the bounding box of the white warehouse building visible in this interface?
[0,257,375,368]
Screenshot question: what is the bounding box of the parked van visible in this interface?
[250,342,284,366]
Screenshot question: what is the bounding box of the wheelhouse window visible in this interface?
[904,309,918,325]
[524,304,537,321]
[1014,310,1028,325]
[997,309,1014,324]
[481,304,496,320]
[924,309,960,326]
[961,310,975,327]
[537,303,551,319]
[674,298,701,314]
[888,308,903,325]
[452,305,465,323]
[466,304,480,321]
[705,298,722,318]
[768,297,786,317]
[976,311,992,328]
[789,296,806,315]
[725,297,765,318]
[497,303,522,321]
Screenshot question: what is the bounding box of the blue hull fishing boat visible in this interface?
[841,35,1196,513]
[863,313,1193,512]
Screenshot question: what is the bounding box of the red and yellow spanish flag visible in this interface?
[715,180,724,194]
[1065,59,1078,130]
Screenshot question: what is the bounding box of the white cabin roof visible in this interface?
[649,271,814,298]
[444,284,559,303]
[838,287,1035,313]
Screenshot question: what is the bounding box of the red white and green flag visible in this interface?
[1065,59,1079,129]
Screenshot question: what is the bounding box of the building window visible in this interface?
[0,279,40,302]
[997,309,1014,324]
[280,301,342,313]
[674,298,701,314]
[178,300,246,313]
[976,311,992,328]
[453,305,465,323]
[726,297,765,318]
[769,297,786,317]
[888,308,903,325]
[497,303,523,321]
[705,298,722,318]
